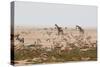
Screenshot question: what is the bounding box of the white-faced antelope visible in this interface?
[15,34,24,44]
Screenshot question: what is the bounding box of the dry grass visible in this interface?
[12,26,97,65]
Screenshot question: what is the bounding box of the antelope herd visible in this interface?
[12,24,97,50]
[13,24,85,44]
[12,24,97,52]
[11,24,97,65]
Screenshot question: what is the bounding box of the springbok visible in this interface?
[15,34,24,43]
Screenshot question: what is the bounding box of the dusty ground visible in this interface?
[12,26,97,65]
[14,26,97,47]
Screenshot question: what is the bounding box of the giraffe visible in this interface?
[75,25,85,41]
[55,24,64,35]
[76,25,84,34]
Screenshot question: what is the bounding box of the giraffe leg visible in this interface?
[61,30,64,35]
[58,30,60,35]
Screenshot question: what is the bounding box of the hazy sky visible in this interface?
[14,1,97,28]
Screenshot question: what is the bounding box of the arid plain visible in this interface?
[12,25,97,65]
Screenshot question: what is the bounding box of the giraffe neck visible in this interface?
[55,25,59,29]
[76,26,80,30]
[78,26,82,30]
